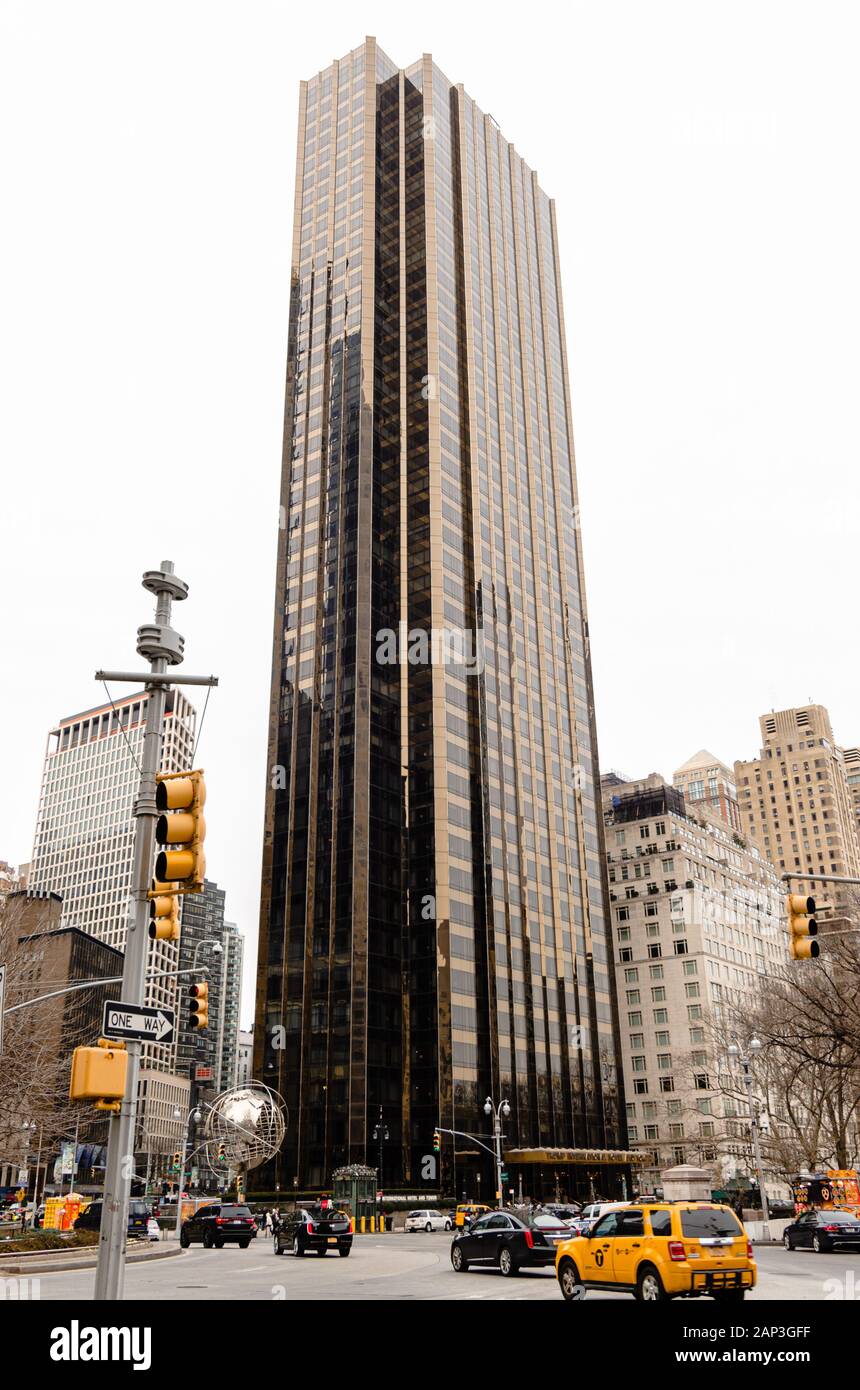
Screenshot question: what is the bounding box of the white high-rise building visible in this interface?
[29,687,197,1071]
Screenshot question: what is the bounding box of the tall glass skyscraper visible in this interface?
[255,38,628,1199]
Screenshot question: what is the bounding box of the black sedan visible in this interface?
[179,1202,257,1249]
[450,1209,572,1276]
[783,1209,860,1252]
[275,1203,353,1257]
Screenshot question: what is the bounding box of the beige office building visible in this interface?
[734,706,860,899]
[673,750,742,832]
[602,772,783,1195]
[841,745,860,846]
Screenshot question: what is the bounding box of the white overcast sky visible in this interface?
[2,2,859,1029]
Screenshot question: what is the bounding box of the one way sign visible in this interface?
[102,1000,176,1044]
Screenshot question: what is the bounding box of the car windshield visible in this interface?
[220,1205,252,1218]
[680,1208,742,1238]
[533,1214,567,1228]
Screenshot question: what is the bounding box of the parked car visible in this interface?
[404,1209,452,1232]
[575,1200,630,1234]
[450,1209,573,1276]
[179,1202,257,1249]
[75,1199,151,1238]
[542,1204,582,1227]
[556,1201,756,1302]
[274,1203,353,1257]
[782,1209,860,1252]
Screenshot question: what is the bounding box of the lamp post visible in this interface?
[371,1107,389,1193]
[483,1096,510,1208]
[173,1105,202,1241]
[21,1121,44,1222]
[727,1037,771,1240]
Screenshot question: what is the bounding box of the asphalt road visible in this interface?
[23,1232,860,1301]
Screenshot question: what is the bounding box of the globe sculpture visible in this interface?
[204,1082,286,1172]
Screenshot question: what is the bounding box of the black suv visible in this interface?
[275,1204,353,1258]
[75,1199,151,1237]
[180,1202,257,1249]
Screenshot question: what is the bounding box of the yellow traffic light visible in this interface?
[69,1039,128,1105]
[148,880,181,941]
[786,893,820,960]
[189,981,209,1030]
[155,770,206,892]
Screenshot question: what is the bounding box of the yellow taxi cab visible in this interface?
[555,1200,756,1302]
[454,1203,491,1229]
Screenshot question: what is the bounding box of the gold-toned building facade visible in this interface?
[255,38,625,1198]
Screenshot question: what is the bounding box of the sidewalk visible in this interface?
[0,1240,182,1275]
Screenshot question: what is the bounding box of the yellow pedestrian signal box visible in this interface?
[786,893,820,960]
[155,770,206,892]
[69,1039,128,1104]
[148,879,181,941]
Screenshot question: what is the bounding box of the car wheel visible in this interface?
[783,1232,792,1250]
[238,1239,250,1250]
[214,1239,224,1249]
[179,1229,190,1249]
[813,1235,824,1253]
[317,1247,327,1256]
[338,1244,351,1257]
[293,1235,304,1257]
[498,1245,518,1277]
[425,1222,433,1232]
[636,1265,668,1302]
[451,1243,468,1272]
[558,1257,584,1301]
[203,1230,214,1249]
[445,1220,452,1231]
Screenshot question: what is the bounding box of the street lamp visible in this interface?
[483,1096,511,1209]
[21,1120,44,1221]
[173,1105,202,1242]
[727,1037,771,1239]
[371,1107,389,1192]
[192,939,222,971]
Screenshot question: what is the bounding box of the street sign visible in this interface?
[0,962,6,1056]
[102,999,175,1044]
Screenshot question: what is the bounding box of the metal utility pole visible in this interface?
[93,562,217,1302]
[728,1038,771,1241]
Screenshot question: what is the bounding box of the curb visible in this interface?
[0,1243,183,1275]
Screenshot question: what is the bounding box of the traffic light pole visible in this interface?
[93,562,217,1302]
